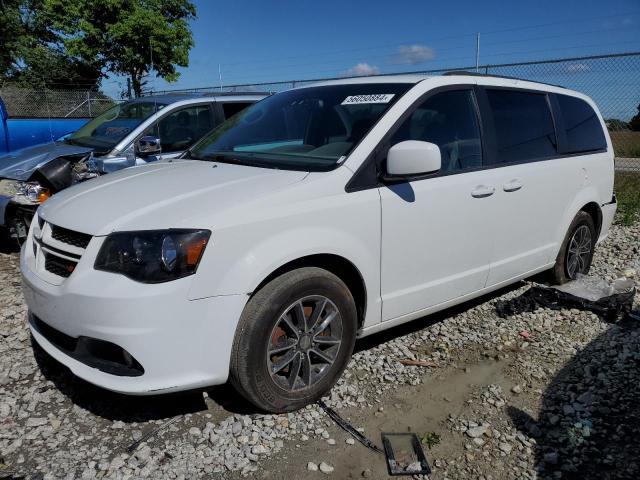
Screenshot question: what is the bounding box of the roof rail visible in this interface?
[443,70,565,88]
[201,91,272,97]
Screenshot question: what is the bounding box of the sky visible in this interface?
[101,0,640,118]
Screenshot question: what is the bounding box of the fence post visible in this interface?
[87,91,92,117]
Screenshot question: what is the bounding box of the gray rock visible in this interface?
[319,462,334,474]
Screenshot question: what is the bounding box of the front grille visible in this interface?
[44,252,77,278]
[50,225,92,249]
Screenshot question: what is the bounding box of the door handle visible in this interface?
[471,185,495,198]
[503,179,523,192]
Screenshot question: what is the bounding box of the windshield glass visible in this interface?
[188,83,411,170]
[66,101,165,151]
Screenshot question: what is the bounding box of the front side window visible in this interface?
[486,89,557,163]
[67,101,164,152]
[188,84,411,171]
[556,94,607,154]
[145,105,213,152]
[390,90,483,172]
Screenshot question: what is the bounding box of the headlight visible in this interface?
[0,179,50,205]
[94,229,211,283]
[15,181,51,204]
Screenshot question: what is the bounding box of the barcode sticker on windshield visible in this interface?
[341,94,395,105]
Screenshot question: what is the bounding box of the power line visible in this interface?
[215,24,639,79]
[213,10,639,69]
[223,41,640,84]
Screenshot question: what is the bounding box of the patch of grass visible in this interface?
[610,131,640,158]
[420,431,441,449]
[614,172,640,225]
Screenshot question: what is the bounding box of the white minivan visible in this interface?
[21,74,616,412]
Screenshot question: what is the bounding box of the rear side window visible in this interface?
[486,89,557,163]
[556,95,607,154]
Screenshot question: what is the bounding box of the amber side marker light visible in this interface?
[186,238,208,266]
[38,190,51,203]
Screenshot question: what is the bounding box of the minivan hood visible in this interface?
[0,142,93,180]
[38,160,309,235]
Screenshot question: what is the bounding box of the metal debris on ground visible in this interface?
[381,432,431,476]
[125,416,181,454]
[316,400,383,454]
[496,274,637,321]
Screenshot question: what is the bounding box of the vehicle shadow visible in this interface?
[355,282,524,353]
[508,316,640,479]
[31,282,526,420]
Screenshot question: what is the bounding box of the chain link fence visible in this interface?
[153,52,640,169]
[0,86,116,118]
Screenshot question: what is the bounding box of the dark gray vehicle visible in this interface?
[0,92,266,243]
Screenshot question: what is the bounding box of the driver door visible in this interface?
[379,88,495,321]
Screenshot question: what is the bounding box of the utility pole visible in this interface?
[219,64,223,92]
[475,32,480,73]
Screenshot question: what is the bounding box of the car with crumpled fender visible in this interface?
[0,92,265,243]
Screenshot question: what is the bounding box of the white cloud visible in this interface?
[342,63,380,77]
[394,44,436,65]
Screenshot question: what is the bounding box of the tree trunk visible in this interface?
[131,72,142,98]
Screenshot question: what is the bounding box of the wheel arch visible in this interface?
[580,201,603,238]
[250,253,368,330]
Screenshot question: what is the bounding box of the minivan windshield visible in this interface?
[188,84,411,170]
[65,101,165,151]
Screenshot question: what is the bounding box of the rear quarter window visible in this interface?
[556,94,607,154]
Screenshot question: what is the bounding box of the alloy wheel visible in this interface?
[266,295,343,391]
[566,224,592,279]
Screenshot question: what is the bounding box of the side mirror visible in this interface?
[135,136,162,157]
[384,140,441,179]
[95,156,135,173]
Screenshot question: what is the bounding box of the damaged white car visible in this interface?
[21,74,616,412]
[0,93,265,243]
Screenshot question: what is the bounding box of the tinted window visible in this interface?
[222,102,254,119]
[390,90,482,172]
[486,90,557,163]
[146,105,213,152]
[557,95,606,154]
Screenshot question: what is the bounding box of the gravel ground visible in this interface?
[1,219,638,479]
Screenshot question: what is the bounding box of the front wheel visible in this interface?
[550,211,596,284]
[229,267,357,413]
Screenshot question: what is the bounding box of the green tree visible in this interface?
[630,104,640,132]
[606,118,629,132]
[2,0,195,94]
[42,0,196,96]
[0,0,27,78]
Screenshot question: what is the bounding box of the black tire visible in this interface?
[230,267,357,413]
[550,211,596,285]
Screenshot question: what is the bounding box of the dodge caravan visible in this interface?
[21,74,616,412]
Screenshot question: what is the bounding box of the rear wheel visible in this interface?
[230,267,357,412]
[550,211,596,284]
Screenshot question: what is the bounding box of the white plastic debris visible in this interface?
[555,274,635,302]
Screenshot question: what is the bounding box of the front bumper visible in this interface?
[21,238,248,394]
